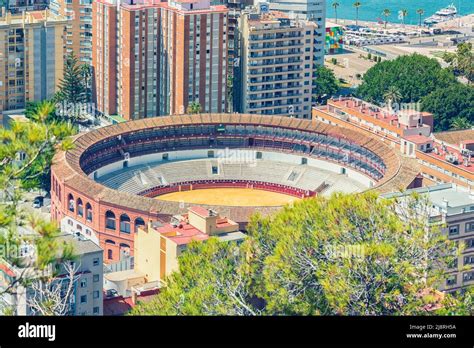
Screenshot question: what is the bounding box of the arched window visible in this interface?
[120,214,131,234]
[134,217,145,233]
[68,194,74,212]
[105,211,116,230]
[85,203,93,222]
[77,198,83,217]
[105,239,115,245]
[119,243,131,259]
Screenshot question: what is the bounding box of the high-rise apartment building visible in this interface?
[50,0,93,64]
[237,6,324,118]
[3,0,49,14]
[0,10,66,113]
[93,0,229,121]
[212,0,253,111]
[257,0,326,58]
[265,0,326,22]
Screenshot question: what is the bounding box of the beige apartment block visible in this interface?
[0,10,66,113]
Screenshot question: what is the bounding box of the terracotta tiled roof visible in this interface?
[434,129,474,147]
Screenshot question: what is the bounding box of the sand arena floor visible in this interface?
[156,188,299,207]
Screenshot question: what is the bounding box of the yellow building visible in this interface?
[134,207,245,283]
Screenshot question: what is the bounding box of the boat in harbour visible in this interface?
[424,4,457,25]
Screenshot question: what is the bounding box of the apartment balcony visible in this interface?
[249,42,304,51]
[249,67,303,76]
[248,76,302,85]
[248,102,302,112]
[248,84,302,93]
[248,93,302,102]
[248,59,302,68]
[250,29,302,39]
[249,50,302,59]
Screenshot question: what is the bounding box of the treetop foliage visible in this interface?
[357,53,473,131]
[131,192,470,316]
[357,54,456,104]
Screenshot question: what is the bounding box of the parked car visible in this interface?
[32,196,44,208]
[105,289,119,299]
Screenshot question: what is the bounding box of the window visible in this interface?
[464,255,474,265]
[135,217,145,233]
[446,275,457,286]
[93,291,100,299]
[463,271,474,282]
[93,258,100,266]
[107,249,113,260]
[105,211,116,230]
[86,203,93,222]
[93,274,100,282]
[466,222,474,233]
[75,198,83,215]
[467,238,474,249]
[80,295,87,303]
[448,225,459,236]
[120,214,131,234]
[93,307,100,314]
[80,279,87,288]
[68,194,75,212]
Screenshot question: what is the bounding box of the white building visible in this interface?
[0,233,104,316]
[238,5,324,118]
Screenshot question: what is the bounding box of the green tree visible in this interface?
[420,83,474,131]
[332,2,340,24]
[357,54,457,104]
[399,9,408,27]
[131,192,462,316]
[450,117,471,130]
[20,101,72,192]
[0,102,76,306]
[312,66,340,104]
[353,1,362,26]
[443,42,474,84]
[383,85,402,111]
[186,101,202,114]
[416,8,425,27]
[56,53,87,119]
[382,9,391,29]
[130,238,257,315]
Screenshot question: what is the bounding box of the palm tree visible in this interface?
[416,8,424,27]
[451,117,471,130]
[443,43,474,84]
[399,9,408,27]
[382,9,391,29]
[332,2,340,24]
[186,101,202,114]
[383,86,402,111]
[353,2,362,26]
